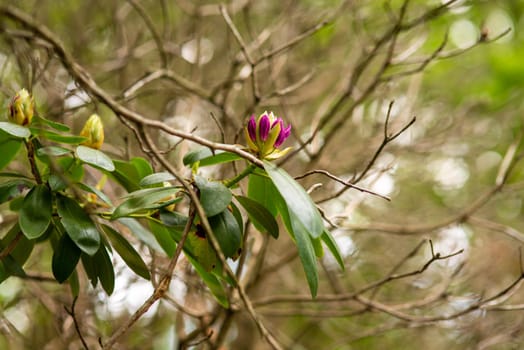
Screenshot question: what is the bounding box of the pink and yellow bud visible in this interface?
[80,114,104,149]
[245,111,292,160]
[7,89,34,126]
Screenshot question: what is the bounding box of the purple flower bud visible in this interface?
[274,122,291,147]
[247,115,257,142]
[258,114,271,141]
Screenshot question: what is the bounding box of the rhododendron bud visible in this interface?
[245,111,292,160]
[80,114,105,149]
[8,89,34,126]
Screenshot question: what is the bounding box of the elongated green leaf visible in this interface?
[321,230,345,271]
[247,172,279,216]
[183,148,241,167]
[0,122,30,138]
[57,195,100,256]
[31,128,86,144]
[264,161,323,238]
[81,253,98,288]
[187,229,218,271]
[160,211,188,231]
[0,223,33,282]
[52,233,81,283]
[3,223,34,265]
[235,195,279,238]
[33,115,71,132]
[274,189,318,297]
[312,235,324,258]
[279,200,318,297]
[111,159,141,192]
[112,186,181,219]
[76,145,115,172]
[0,133,22,170]
[96,245,115,295]
[102,224,150,280]
[194,175,232,217]
[76,182,113,206]
[19,185,53,239]
[118,218,163,252]
[131,157,153,179]
[57,157,84,182]
[139,172,176,187]
[208,210,242,258]
[230,202,243,237]
[36,146,71,157]
[148,220,176,257]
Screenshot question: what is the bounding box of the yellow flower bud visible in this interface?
[7,89,34,126]
[80,114,104,149]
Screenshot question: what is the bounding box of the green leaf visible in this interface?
[19,185,53,239]
[130,157,153,179]
[139,172,176,187]
[0,223,33,282]
[33,115,70,132]
[312,235,324,258]
[81,253,98,288]
[0,133,22,170]
[0,122,30,138]
[75,145,115,172]
[56,195,101,256]
[118,218,163,253]
[264,161,323,238]
[3,223,34,265]
[111,159,141,192]
[76,182,113,206]
[274,189,318,297]
[282,202,319,297]
[186,255,229,307]
[183,148,241,167]
[208,210,242,258]
[57,157,84,182]
[194,175,232,217]
[247,172,279,216]
[321,230,345,271]
[160,211,188,231]
[187,229,218,271]
[80,246,115,294]
[31,128,86,144]
[102,224,150,280]
[112,186,181,219]
[52,233,81,283]
[148,220,176,257]
[96,245,115,295]
[230,202,243,237]
[235,195,279,238]
[36,146,71,157]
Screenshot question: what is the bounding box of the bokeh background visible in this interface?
[1,0,524,349]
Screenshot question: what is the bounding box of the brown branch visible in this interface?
[319,101,416,203]
[0,5,264,168]
[64,297,89,350]
[295,169,391,201]
[253,240,463,307]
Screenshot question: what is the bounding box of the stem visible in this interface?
[223,163,257,188]
[25,139,42,184]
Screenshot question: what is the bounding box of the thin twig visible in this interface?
[64,297,89,350]
[295,169,391,201]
